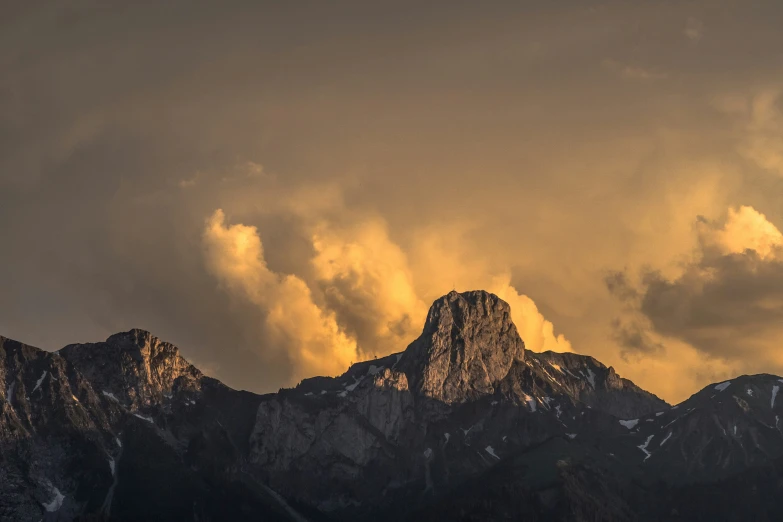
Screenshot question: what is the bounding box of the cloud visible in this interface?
[202,207,573,385]
[604,271,639,303]
[697,205,783,259]
[202,209,359,382]
[742,88,783,177]
[405,226,573,354]
[609,206,783,368]
[610,317,664,358]
[684,17,704,42]
[493,280,574,354]
[604,271,665,358]
[602,59,668,81]
[715,87,783,178]
[309,217,428,358]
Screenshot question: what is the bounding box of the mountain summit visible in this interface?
[399,290,525,404]
[2,291,783,521]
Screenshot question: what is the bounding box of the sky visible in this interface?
[2,0,783,404]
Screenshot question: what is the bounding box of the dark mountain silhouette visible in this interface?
[1,290,781,521]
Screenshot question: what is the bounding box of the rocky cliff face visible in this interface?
[1,335,120,522]
[59,329,203,410]
[2,290,783,521]
[399,290,525,405]
[0,332,291,522]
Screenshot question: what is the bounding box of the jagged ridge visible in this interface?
[1,291,782,522]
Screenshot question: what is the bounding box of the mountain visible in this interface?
[2,290,783,521]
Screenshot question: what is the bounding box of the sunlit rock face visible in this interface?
[400,290,526,405]
[59,329,203,410]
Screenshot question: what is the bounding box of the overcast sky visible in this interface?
[3,0,783,403]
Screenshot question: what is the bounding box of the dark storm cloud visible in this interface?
[639,251,783,359]
[607,204,783,365]
[604,271,640,304]
[609,318,665,358]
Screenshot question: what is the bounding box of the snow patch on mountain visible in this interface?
[523,393,537,412]
[585,368,596,388]
[714,381,732,392]
[485,446,500,460]
[638,434,654,461]
[345,376,364,392]
[619,419,639,429]
[32,371,47,394]
[42,483,64,512]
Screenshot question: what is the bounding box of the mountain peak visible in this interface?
[106,328,171,353]
[59,330,201,408]
[399,290,525,404]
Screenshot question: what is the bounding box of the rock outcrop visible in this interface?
[59,329,202,410]
[399,290,525,405]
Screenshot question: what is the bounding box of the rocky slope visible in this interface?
[2,290,783,521]
[0,332,299,522]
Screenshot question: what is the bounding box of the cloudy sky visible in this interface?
[3,0,783,403]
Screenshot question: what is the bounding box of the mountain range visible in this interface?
[2,290,783,521]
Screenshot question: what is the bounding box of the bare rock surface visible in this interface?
[399,290,525,405]
[59,329,203,410]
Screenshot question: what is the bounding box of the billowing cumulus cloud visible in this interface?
[202,209,358,381]
[493,281,574,354]
[202,207,572,384]
[310,218,428,358]
[609,206,783,371]
[697,205,783,259]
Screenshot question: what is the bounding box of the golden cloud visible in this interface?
[202,209,359,382]
[202,208,573,385]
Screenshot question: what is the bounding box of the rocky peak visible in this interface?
[105,328,183,364]
[59,329,201,409]
[399,290,525,404]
